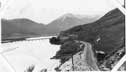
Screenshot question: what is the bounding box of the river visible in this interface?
[1,38,60,72]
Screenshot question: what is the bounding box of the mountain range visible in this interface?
[2,13,99,40]
[46,13,98,34]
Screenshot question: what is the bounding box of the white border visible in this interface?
[112,55,126,71]
[0,0,126,72]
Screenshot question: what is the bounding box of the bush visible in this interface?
[49,37,61,45]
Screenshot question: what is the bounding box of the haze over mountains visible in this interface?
[2,13,99,40]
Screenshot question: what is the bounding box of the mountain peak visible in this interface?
[62,13,75,17]
[58,13,75,21]
[59,13,96,21]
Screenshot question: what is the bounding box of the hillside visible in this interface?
[2,18,46,39]
[56,8,125,54]
[50,8,125,71]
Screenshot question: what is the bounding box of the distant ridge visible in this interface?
[2,14,98,41]
[2,18,46,39]
[45,13,99,34]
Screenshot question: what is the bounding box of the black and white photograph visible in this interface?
[0,0,125,72]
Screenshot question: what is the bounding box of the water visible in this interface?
[1,38,60,72]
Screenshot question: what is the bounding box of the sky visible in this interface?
[1,0,124,24]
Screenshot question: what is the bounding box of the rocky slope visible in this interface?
[57,41,99,71]
[53,41,124,71]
